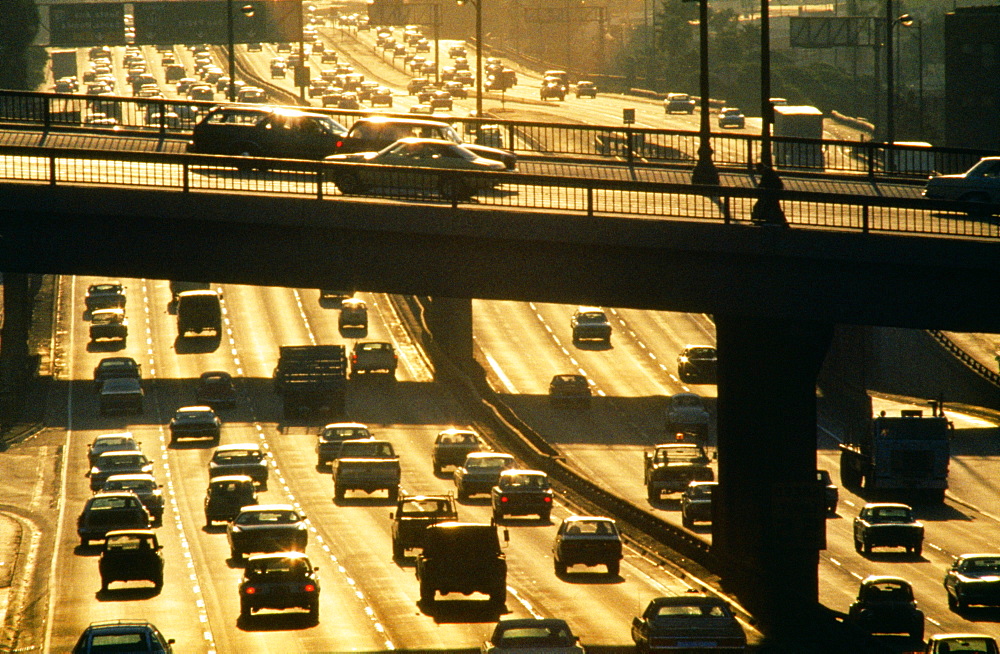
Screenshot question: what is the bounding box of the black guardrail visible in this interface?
[1,88,996,179]
[1,142,999,241]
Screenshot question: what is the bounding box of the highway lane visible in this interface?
[48,276,721,651]
[472,299,1000,646]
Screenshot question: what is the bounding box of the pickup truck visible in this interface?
[350,341,398,379]
[332,439,401,501]
[390,494,458,559]
[643,442,714,502]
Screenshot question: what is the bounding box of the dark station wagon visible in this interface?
[188,106,348,159]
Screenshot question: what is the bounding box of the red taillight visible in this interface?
[544,496,552,503]
[304,583,316,592]
[501,496,509,503]
[335,140,343,148]
[245,586,257,595]
[351,354,357,363]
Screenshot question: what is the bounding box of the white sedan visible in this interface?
[326,137,506,200]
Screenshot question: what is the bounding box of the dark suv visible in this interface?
[72,620,173,653]
[415,522,507,604]
[99,529,164,591]
[188,106,348,159]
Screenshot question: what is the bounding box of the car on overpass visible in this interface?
[923,157,1000,213]
[188,106,348,160]
[326,138,505,200]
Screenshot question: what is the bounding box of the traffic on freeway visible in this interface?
[11,4,1000,652]
[0,274,994,652]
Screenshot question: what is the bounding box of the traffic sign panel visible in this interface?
[49,3,127,47]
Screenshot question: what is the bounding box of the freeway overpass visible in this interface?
[3,145,1000,640]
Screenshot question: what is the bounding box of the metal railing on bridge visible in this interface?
[1,140,997,242]
[0,89,995,180]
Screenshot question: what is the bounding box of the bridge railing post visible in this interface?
[48,154,56,186]
[182,160,189,193]
[316,164,323,200]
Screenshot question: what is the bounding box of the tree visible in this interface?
[0,0,42,90]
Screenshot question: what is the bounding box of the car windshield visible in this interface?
[322,427,370,441]
[236,510,299,525]
[496,625,574,648]
[467,457,511,470]
[687,484,715,498]
[688,347,716,358]
[565,520,616,536]
[657,447,705,463]
[100,455,146,469]
[399,498,451,515]
[577,312,606,323]
[870,507,912,523]
[106,480,153,492]
[215,451,260,463]
[960,557,1000,575]
[90,284,121,294]
[90,497,137,510]
[246,557,311,577]
[178,410,211,420]
[95,437,133,449]
[90,633,148,650]
[504,474,548,489]
[105,534,154,550]
[653,602,730,619]
[672,395,703,408]
[863,581,912,601]
[817,470,832,484]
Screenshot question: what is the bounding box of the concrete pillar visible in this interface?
[712,315,834,639]
[423,296,474,370]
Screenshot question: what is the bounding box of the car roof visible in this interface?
[104,473,156,483]
[96,450,145,460]
[862,502,912,510]
[861,574,911,585]
[93,432,136,442]
[654,442,702,449]
[246,551,311,563]
[200,370,232,379]
[353,115,452,129]
[494,617,572,630]
[323,422,368,430]
[439,428,477,436]
[500,469,547,478]
[238,503,296,513]
[575,305,604,313]
[648,594,726,607]
[466,452,513,460]
[104,528,157,538]
[209,474,255,484]
[563,515,614,524]
[956,553,1000,561]
[176,405,214,413]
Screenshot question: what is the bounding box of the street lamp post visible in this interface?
[897,14,923,137]
[457,0,483,118]
[226,1,255,103]
[751,0,785,225]
[885,0,895,145]
[689,0,719,185]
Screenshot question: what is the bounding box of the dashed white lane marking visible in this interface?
[215,286,395,650]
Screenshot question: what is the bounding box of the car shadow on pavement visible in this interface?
[237,610,318,631]
[97,585,160,601]
[418,597,506,623]
[332,495,396,507]
[554,570,624,585]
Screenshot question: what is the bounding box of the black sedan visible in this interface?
[228,504,308,559]
[196,371,237,409]
[239,552,319,621]
[326,137,505,200]
[945,553,1000,610]
[169,405,222,443]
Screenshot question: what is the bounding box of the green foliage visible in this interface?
[0,0,42,89]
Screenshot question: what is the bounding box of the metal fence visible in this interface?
[0,89,993,179]
[1,142,997,242]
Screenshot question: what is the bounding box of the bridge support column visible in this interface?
[712,315,833,642]
[422,296,474,371]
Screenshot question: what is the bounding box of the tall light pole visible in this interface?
[226,1,255,102]
[885,0,895,145]
[688,0,718,185]
[898,13,923,137]
[457,0,483,117]
[751,0,785,225]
